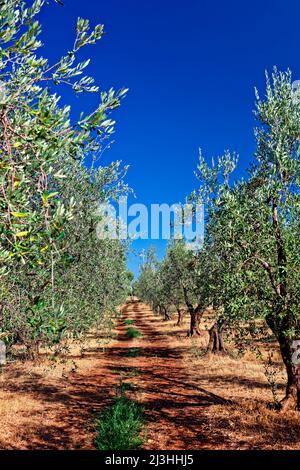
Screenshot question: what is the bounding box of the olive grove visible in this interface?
[136,70,300,410]
[0,0,131,354]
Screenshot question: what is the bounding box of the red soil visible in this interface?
[0,301,299,450]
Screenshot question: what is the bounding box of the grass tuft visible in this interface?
[94,396,144,450]
[126,327,142,339]
[124,319,134,326]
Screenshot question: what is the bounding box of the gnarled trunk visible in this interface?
[208,322,226,353]
[266,313,300,411]
[160,305,170,321]
[188,309,203,336]
[176,308,184,326]
[279,337,300,411]
[269,198,300,410]
[182,287,204,337]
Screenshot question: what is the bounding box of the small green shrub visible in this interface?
[126,327,142,339]
[124,319,134,326]
[94,396,144,450]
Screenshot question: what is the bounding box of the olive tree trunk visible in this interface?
[176,308,184,326]
[159,305,170,321]
[278,336,300,411]
[208,322,226,353]
[266,313,300,411]
[188,308,204,336]
[182,287,204,337]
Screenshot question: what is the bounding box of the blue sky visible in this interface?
[40,0,299,277]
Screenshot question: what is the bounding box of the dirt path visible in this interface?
[100,301,300,450]
[1,300,216,450]
[111,301,227,450]
[1,301,300,449]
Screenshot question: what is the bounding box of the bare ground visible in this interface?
[0,301,299,450]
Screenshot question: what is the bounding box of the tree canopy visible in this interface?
[136,69,300,410]
[0,0,130,352]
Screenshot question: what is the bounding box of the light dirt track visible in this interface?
[119,301,227,450]
[93,301,300,450]
[1,300,218,450]
[1,300,217,450]
[1,301,300,449]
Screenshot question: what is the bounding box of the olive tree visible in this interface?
[195,70,300,409]
[134,248,159,310]
[0,0,130,352]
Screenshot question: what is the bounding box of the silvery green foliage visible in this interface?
[196,71,300,336]
[134,247,159,308]
[0,0,130,350]
[196,69,300,408]
[137,69,300,409]
[135,241,202,320]
[207,70,300,331]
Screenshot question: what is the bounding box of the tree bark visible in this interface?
[176,308,184,326]
[208,322,226,353]
[266,312,300,411]
[182,287,204,336]
[160,306,170,321]
[188,308,203,336]
[278,336,300,411]
[270,198,300,409]
[257,197,300,410]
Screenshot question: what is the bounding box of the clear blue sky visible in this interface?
[40,0,300,277]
